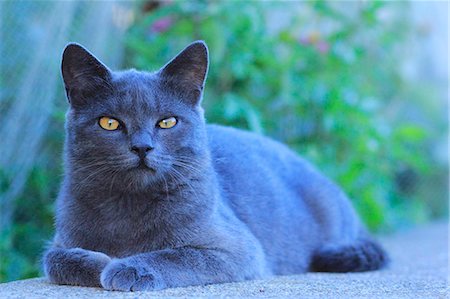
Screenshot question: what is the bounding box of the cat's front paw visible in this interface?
[100,260,165,292]
[44,247,112,287]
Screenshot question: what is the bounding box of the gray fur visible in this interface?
[43,41,387,291]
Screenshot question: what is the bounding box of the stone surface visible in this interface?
[1,222,448,298]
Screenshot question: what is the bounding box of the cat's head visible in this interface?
[61,41,209,193]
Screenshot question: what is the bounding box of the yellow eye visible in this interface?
[158,117,177,129]
[99,117,120,131]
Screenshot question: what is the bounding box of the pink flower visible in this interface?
[298,31,321,46]
[298,31,330,54]
[298,35,310,45]
[316,41,329,54]
[151,17,173,33]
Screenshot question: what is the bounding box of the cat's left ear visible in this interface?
[158,41,209,106]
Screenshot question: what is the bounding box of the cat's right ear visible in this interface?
[61,43,112,107]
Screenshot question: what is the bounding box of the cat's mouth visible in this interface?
[136,159,156,173]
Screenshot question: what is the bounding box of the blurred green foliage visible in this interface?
[1,0,447,283]
[0,115,64,281]
[125,1,447,230]
[0,157,60,281]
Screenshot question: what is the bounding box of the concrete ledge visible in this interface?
[1,222,448,298]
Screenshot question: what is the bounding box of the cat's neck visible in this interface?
[63,156,218,225]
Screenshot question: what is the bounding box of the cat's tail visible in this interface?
[309,238,389,272]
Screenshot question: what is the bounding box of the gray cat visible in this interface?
[43,41,388,291]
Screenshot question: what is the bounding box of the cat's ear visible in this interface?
[158,41,209,106]
[61,43,112,107]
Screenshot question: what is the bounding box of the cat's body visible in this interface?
[44,41,387,291]
[208,124,364,274]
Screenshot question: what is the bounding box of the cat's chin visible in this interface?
[136,162,156,173]
[120,172,156,192]
[120,165,169,193]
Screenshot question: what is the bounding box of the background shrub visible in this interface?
[126,1,447,230]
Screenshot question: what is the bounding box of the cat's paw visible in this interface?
[100,260,164,292]
[70,248,111,264]
[44,247,112,287]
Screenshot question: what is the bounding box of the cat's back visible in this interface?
[206,124,314,186]
[208,123,303,169]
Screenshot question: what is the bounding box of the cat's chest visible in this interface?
[65,197,180,256]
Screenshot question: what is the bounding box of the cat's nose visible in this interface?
[130,144,153,159]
